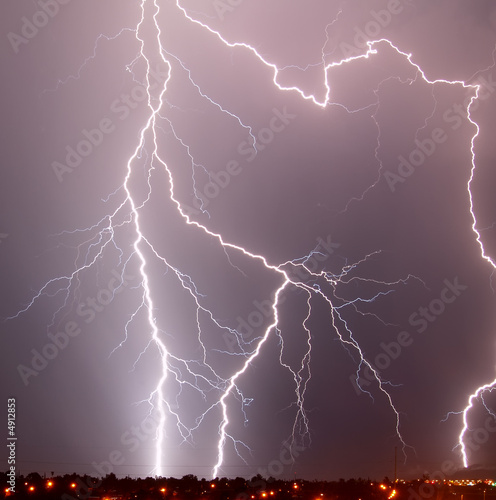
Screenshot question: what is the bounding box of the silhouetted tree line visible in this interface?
[1,471,494,500]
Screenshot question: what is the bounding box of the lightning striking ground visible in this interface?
[8,0,496,478]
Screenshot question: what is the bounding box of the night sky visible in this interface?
[2,0,496,483]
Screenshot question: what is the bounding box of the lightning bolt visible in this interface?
[9,0,496,478]
[453,54,496,468]
[456,379,496,468]
[169,5,496,472]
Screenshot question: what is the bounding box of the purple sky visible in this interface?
[2,0,496,482]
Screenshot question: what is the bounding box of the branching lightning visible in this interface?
[9,0,496,477]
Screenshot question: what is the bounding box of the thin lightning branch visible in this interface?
[41,28,138,94]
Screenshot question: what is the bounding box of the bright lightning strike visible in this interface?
[8,0,496,479]
[456,378,496,468]
[166,3,496,473]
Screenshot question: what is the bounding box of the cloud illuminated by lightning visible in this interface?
[8,0,496,478]
[169,1,496,472]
